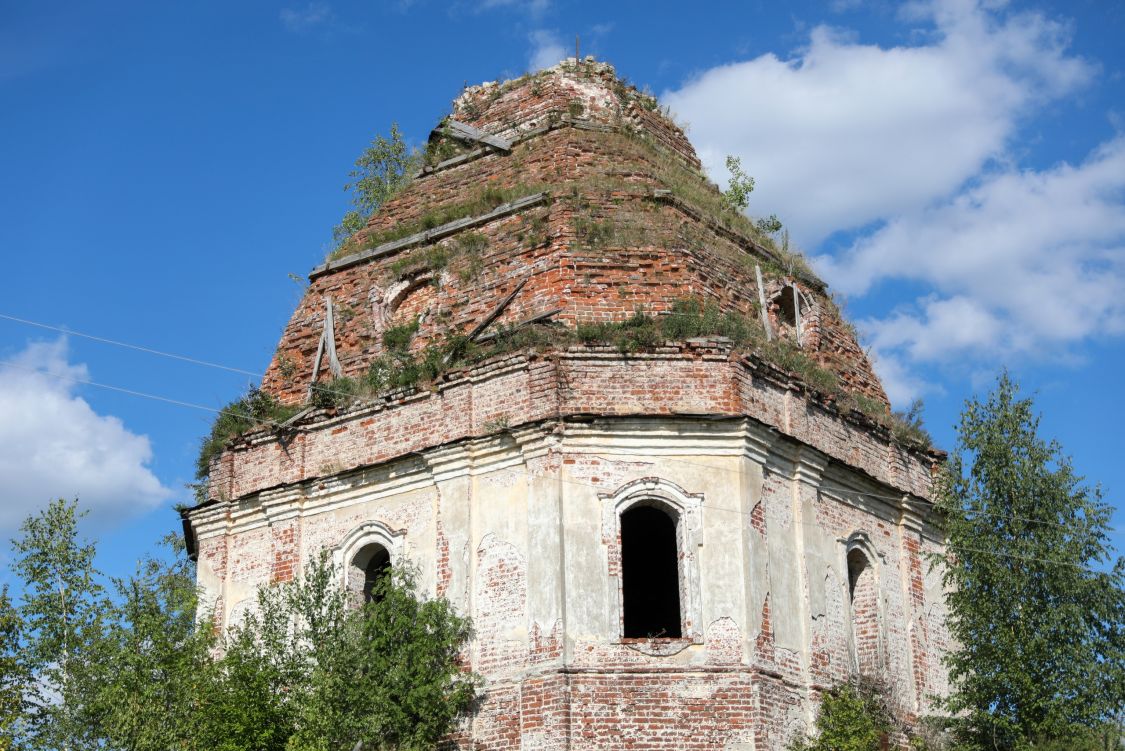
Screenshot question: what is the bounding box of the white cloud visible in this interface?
[662,0,1093,245]
[528,29,566,71]
[478,0,550,18]
[840,135,1125,375]
[659,0,1124,405]
[867,348,939,407]
[0,339,170,532]
[280,2,333,32]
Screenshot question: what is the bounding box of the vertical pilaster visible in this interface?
[898,502,928,714]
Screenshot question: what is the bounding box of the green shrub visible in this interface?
[890,398,931,447]
[721,155,755,214]
[789,680,894,751]
[195,389,301,480]
[382,318,419,354]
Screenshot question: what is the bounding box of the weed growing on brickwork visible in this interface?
[195,388,302,485]
[661,298,760,343]
[276,353,297,381]
[473,321,574,358]
[516,211,550,248]
[481,414,511,432]
[332,123,422,251]
[382,318,420,353]
[600,129,817,280]
[331,183,546,262]
[454,231,488,281]
[423,120,466,167]
[198,303,925,485]
[890,398,929,446]
[758,214,784,236]
[572,216,617,248]
[576,310,663,352]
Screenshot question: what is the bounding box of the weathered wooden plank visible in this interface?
[792,282,802,348]
[442,119,512,152]
[755,264,773,343]
[306,296,343,399]
[324,296,343,378]
[444,277,530,365]
[310,192,549,278]
[475,307,563,343]
[468,277,529,341]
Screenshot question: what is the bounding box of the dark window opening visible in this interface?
[847,547,880,676]
[775,285,798,328]
[621,505,682,638]
[351,544,391,605]
[847,548,868,599]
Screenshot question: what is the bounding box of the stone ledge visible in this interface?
[205,343,940,505]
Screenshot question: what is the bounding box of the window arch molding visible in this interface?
[841,531,886,676]
[333,520,406,592]
[600,477,704,643]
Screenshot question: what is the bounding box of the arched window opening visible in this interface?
[621,504,682,638]
[775,285,798,328]
[847,548,880,676]
[349,543,391,605]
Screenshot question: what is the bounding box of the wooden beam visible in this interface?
[311,192,548,278]
[755,264,773,343]
[306,296,343,399]
[441,119,512,152]
[475,308,563,343]
[444,277,530,365]
[792,282,802,348]
[467,277,529,341]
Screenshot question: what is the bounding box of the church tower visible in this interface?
[184,59,950,749]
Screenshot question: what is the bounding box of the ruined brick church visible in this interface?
[184,59,950,749]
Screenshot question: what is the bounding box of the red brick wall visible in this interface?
[259,64,887,410]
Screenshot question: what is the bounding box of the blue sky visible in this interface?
[1,0,1123,579]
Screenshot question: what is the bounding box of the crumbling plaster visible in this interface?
[192,411,946,748]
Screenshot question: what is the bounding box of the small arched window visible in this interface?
[349,543,391,605]
[776,285,798,328]
[847,547,880,676]
[621,504,682,638]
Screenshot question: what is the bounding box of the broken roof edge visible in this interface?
[231,341,941,469]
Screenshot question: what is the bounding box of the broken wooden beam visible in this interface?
[443,277,531,365]
[474,308,563,343]
[310,193,548,278]
[440,119,512,152]
[755,264,773,343]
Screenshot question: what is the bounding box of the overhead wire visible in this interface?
[1,311,1119,537]
[0,359,303,432]
[4,356,1118,574]
[0,312,263,378]
[0,310,365,403]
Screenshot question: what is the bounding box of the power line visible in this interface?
[6,357,1117,573]
[0,312,1117,535]
[0,359,302,432]
[0,310,361,402]
[0,312,263,378]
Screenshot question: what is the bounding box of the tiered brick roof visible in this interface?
[261,59,889,412]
